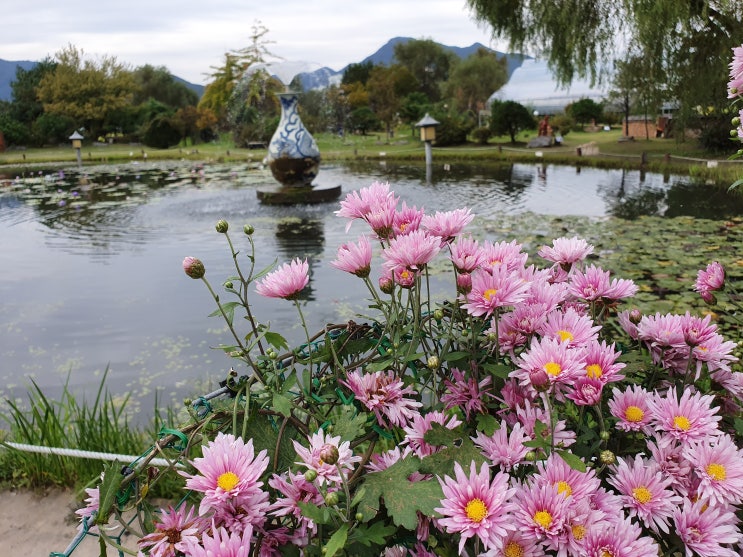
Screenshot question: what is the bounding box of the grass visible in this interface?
[2,127,741,184]
[0,368,185,498]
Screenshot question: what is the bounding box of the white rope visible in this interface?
[4,442,184,468]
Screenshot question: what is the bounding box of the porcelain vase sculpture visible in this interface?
[266,92,321,187]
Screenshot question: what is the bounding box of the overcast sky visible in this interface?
[2,1,507,85]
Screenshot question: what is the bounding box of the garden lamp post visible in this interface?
[69,131,83,168]
[415,113,440,183]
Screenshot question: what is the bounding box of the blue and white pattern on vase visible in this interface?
[266,92,321,187]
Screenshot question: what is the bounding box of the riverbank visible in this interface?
[1,128,741,185]
[2,488,102,557]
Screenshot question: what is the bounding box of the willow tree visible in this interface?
[466,0,741,134]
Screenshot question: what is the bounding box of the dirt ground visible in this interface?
[0,488,120,556]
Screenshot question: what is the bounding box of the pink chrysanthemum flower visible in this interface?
[683,434,743,506]
[478,239,528,273]
[138,505,203,557]
[607,455,682,534]
[566,376,604,406]
[335,181,398,231]
[255,258,309,300]
[382,229,441,273]
[463,266,530,317]
[674,499,742,557]
[511,336,587,394]
[449,235,484,273]
[331,236,372,278]
[191,524,253,557]
[393,201,424,236]
[293,430,360,486]
[534,453,600,505]
[636,312,685,353]
[568,264,638,301]
[421,207,473,242]
[473,420,530,472]
[211,494,269,535]
[608,385,653,434]
[441,368,493,419]
[491,529,544,557]
[365,200,398,239]
[525,278,569,311]
[648,386,721,445]
[516,400,576,448]
[268,471,324,536]
[403,411,462,457]
[75,487,99,533]
[341,369,422,428]
[501,303,548,336]
[365,446,413,473]
[582,514,660,557]
[512,483,572,544]
[728,45,743,98]
[646,439,694,496]
[693,332,738,375]
[392,266,419,288]
[181,432,269,516]
[582,340,626,384]
[538,307,601,347]
[617,309,640,340]
[538,236,594,267]
[435,461,516,554]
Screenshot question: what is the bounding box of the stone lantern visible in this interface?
[415,113,440,182]
[69,131,83,168]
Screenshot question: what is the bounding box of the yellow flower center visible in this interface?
[483,288,498,302]
[673,415,691,431]
[533,510,553,529]
[464,498,488,523]
[601,551,614,557]
[400,270,411,280]
[217,471,239,491]
[399,222,408,231]
[586,364,603,379]
[504,542,525,557]
[544,362,562,376]
[706,463,727,481]
[625,406,644,422]
[555,481,572,497]
[558,330,574,342]
[632,486,653,504]
[571,524,586,541]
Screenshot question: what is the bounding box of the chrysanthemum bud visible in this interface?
[731,129,739,138]
[433,309,444,321]
[600,450,616,465]
[244,224,254,235]
[215,219,229,233]
[355,512,364,522]
[733,117,741,126]
[224,280,234,289]
[304,469,318,482]
[524,451,537,462]
[599,430,610,441]
[319,443,339,465]
[529,368,551,392]
[379,276,394,294]
[324,491,339,506]
[182,256,205,279]
[629,309,642,325]
[427,356,440,370]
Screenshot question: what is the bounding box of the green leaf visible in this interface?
[264,331,289,352]
[272,393,293,418]
[480,362,513,378]
[555,450,587,473]
[331,404,368,443]
[348,521,397,547]
[442,351,469,361]
[357,456,443,529]
[252,258,278,282]
[418,425,486,478]
[95,462,123,525]
[365,358,395,372]
[324,523,349,557]
[296,501,331,525]
[475,413,499,436]
[208,301,241,326]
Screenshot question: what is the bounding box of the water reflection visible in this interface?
[275,218,325,301]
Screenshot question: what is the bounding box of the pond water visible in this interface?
[1,160,741,419]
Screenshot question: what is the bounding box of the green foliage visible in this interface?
[471,126,492,144]
[132,64,199,109]
[348,106,379,135]
[342,60,375,86]
[394,39,456,102]
[141,115,181,148]
[443,47,508,113]
[567,98,604,127]
[489,99,535,143]
[431,111,474,146]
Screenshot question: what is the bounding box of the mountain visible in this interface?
[0,58,204,102]
[0,59,36,101]
[293,36,529,91]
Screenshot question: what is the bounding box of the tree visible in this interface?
[465,0,740,144]
[366,65,417,138]
[489,100,535,143]
[10,58,57,125]
[37,44,136,139]
[567,98,603,129]
[442,48,508,113]
[132,65,199,109]
[608,55,665,138]
[342,61,375,86]
[394,39,455,102]
[398,92,431,136]
[348,106,379,135]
